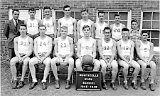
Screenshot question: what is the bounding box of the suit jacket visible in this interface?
[4,19,24,48]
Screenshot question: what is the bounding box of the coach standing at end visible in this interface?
[4,9,24,59]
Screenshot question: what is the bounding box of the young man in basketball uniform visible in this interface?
[136,31,156,91]
[98,27,118,90]
[110,14,125,41]
[29,25,52,90]
[77,8,94,40]
[24,8,40,39]
[117,28,140,90]
[51,26,74,89]
[76,25,100,71]
[10,24,33,89]
[130,19,141,43]
[41,6,56,39]
[57,5,76,42]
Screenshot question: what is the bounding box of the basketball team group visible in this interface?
[4,5,157,91]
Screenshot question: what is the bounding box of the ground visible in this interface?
[1,59,160,96]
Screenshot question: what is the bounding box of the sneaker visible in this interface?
[11,80,18,89]
[123,82,128,90]
[131,82,138,90]
[102,82,108,90]
[140,82,146,90]
[65,80,71,89]
[149,83,156,91]
[29,82,38,90]
[111,82,117,90]
[17,81,25,89]
[42,82,47,90]
[55,80,60,89]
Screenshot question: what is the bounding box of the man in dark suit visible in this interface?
[4,9,24,59]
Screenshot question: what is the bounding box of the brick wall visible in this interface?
[0,0,159,61]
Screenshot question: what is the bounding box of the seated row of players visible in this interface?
[10,24,156,91]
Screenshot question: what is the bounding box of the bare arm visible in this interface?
[92,39,96,59]
[73,19,77,43]
[98,39,106,61]
[77,39,81,59]
[129,40,134,63]
[44,37,52,58]
[34,38,40,59]
[53,19,57,38]
[68,38,74,57]
[77,20,81,40]
[14,37,21,58]
[57,19,61,37]
[136,41,146,62]
[109,40,117,64]
[148,42,154,62]
[91,21,95,38]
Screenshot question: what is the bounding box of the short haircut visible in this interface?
[19,24,27,29]
[131,19,138,24]
[61,26,68,30]
[29,7,36,12]
[122,28,129,32]
[63,5,70,10]
[81,8,88,13]
[82,25,90,31]
[43,6,51,10]
[39,25,46,29]
[141,30,148,35]
[114,14,120,17]
[12,9,19,14]
[98,11,105,17]
[103,27,111,33]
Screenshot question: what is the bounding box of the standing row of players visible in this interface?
[10,23,156,91]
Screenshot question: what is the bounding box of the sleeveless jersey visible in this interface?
[57,37,71,56]
[80,37,94,57]
[37,36,50,57]
[18,36,30,55]
[120,40,131,57]
[42,18,54,35]
[140,41,150,60]
[79,19,93,37]
[59,17,76,35]
[102,38,113,56]
[27,19,39,35]
[95,22,108,38]
[112,23,124,40]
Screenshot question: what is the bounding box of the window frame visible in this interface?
[140,10,160,52]
[96,9,132,29]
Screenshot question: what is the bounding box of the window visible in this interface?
[97,10,131,28]
[141,11,160,51]
[9,9,42,21]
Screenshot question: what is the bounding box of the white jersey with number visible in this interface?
[112,23,124,40]
[102,38,113,56]
[18,36,30,55]
[57,37,71,56]
[120,40,131,56]
[37,36,50,54]
[80,37,94,57]
[95,22,108,38]
[140,41,150,60]
[79,19,93,37]
[27,19,39,35]
[59,17,76,35]
[42,18,54,35]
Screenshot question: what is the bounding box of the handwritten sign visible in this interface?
[76,71,102,91]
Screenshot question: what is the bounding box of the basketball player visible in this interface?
[41,6,56,39]
[110,14,125,41]
[117,28,140,90]
[10,24,33,89]
[77,8,94,40]
[29,25,52,90]
[51,26,74,89]
[24,7,40,39]
[57,5,76,42]
[98,27,118,90]
[94,11,108,39]
[136,31,156,91]
[130,19,141,43]
[76,25,100,71]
